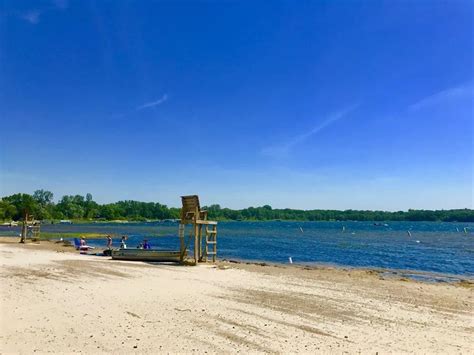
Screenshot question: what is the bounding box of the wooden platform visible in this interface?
[111,249,183,262]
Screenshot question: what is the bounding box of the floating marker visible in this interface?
[289,257,293,264]
[407,231,412,237]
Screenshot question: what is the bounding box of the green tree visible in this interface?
[33,190,54,205]
[0,199,17,220]
[32,189,54,219]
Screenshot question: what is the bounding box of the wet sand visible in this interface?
[0,237,472,354]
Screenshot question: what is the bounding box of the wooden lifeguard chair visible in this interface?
[20,213,41,243]
[179,195,217,264]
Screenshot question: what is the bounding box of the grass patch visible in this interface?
[39,232,108,240]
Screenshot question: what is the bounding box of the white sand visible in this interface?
[0,242,472,354]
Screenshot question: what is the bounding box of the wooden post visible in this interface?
[194,222,199,265]
[19,212,28,243]
[212,225,217,263]
[179,224,185,262]
[198,224,203,261]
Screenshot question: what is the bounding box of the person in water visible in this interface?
[120,235,127,249]
[143,239,151,250]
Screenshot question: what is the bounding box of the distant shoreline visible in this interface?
[2,191,473,223]
[2,218,474,224]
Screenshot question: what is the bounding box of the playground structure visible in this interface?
[179,195,218,264]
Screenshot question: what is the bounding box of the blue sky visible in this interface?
[0,0,472,210]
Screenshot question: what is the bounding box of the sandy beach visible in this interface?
[0,238,472,354]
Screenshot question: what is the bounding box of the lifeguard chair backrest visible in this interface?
[180,195,201,224]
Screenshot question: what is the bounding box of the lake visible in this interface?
[2,221,473,276]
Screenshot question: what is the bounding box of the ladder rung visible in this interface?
[206,241,216,244]
[206,230,217,234]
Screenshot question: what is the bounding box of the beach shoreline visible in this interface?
[0,236,472,285]
[1,238,472,354]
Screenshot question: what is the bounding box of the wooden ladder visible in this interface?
[204,224,217,262]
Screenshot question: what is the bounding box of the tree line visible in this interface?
[1,190,473,222]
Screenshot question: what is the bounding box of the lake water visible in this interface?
[2,221,473,277]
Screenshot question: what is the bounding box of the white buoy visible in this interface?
[299,227,304,233]
[407,231,412,237]
[289,257,293,264]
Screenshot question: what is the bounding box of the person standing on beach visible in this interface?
[106,235,112,250]
[120,236,127,249]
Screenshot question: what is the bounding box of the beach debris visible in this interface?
[126,311,141,319]
[174,308,191,312]
[289,257,293,264]
[407,231,412,237]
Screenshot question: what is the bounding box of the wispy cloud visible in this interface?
[136,94,168,111]
[109,94,169,120]
[52,0,69,10]
[18,1,68,25]
[21,10,41,24]
[261,104,359,158]
[408,82,474,111]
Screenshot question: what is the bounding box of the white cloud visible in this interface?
[17,1,68,25]
[136,94,168,110]
[261,104,359,158]
[21,10,41,24]
[408,83,474,111]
